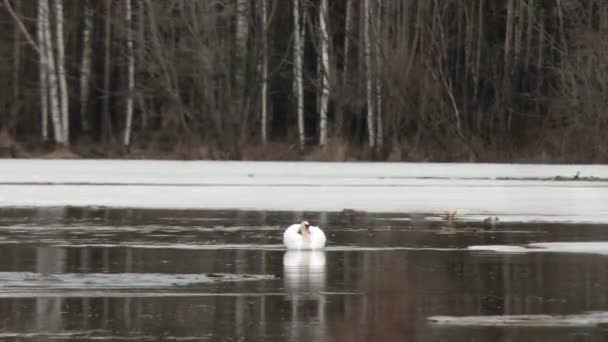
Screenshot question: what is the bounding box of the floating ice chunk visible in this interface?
[528,242,608,255]
[428,311,608,327]
[468,241,608,256]
[467,245,530,253]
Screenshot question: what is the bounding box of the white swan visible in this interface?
[283,221,326,250]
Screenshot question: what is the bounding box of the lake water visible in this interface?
[2,207,608,341]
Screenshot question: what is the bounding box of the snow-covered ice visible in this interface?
[1,159,606,184]
[0,159,607,223]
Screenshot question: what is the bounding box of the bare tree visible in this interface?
[342,0,352,88]
[364,0,375,147]
[124,0,135,147]
[4,0,52,141]
[102,0,113,141]
[79,0,94,132]
[54,0,69,143]
[318,0,329,146]
[42,0,64,144]
[37,0,49,141]
[293,0,305,148]
[3,0,608,161]
[9,0,22,136]
[235,0,249,92]
[260,0,269,144]
[504,0,514,76]
[374,0,383,148]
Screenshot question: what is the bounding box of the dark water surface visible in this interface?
[1,207,608,341]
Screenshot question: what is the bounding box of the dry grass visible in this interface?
[2,127,607,163]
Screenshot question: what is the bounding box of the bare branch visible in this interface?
[3,0,41,55]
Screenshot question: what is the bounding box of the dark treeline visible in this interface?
[0,0,606,161]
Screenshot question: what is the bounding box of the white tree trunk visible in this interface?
[42,0,63,144]
[318,0,329,146]
[236,0,248,51]
[235,0,248,119]
[374,0,383,147]
[102,0,113,141]
[364,0,375,148]
[124,0,135,147]
[79,0,93,132]
[37,1,49,141]
[260,0,268,144]
[293,0,305,148]
[54,0,69,144]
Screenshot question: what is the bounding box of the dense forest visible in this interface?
[0,0,606,161]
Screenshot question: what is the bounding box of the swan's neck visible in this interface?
[300,226,310,240]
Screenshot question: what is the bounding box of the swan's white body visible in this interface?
[283,221,326,250]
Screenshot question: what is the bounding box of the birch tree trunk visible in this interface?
[260,0,268,144]
[364,0,375,148]
[318,0,329,146]
[37,0,49,140]
[235,0,248,93]
[42,0,64,144]
[293,0,305,148]
[79,0,93,132]
[124,0,135,147]
[4,0,50,142]
[374,0,383,148]
[10,0,22,135]
[102,0,113,141]
[54,0,69,144]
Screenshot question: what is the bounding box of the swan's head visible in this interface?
[300,221,311,234]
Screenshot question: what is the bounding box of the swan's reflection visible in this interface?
[283,250,327,341]
[283,250,326,296]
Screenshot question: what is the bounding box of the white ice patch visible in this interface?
[1,160,607,223]
[428,311,608,327]
[467,245,531,253]
[1,159,606,184]
[468,242,608,256]
[528,242,608,255]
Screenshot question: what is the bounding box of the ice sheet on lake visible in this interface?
[428,311,608,327]
[0,160,607,223]
[1,159,606,184]
[468,242,608,256]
